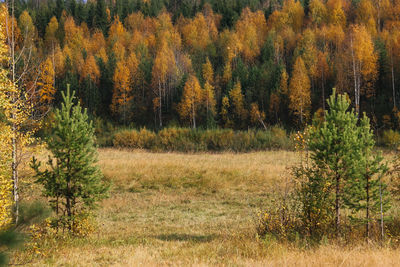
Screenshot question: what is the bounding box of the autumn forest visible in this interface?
[8,0,400,130]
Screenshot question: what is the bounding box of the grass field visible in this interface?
[13,149,400,266]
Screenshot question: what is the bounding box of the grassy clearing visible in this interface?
[12,149,400,266]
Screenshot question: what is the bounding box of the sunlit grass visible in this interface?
[13,149,400,266]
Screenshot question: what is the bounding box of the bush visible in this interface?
[256,192,301,242]
[111,126,293,152]
[382,129,400,148]
[137,128,157,149]
[113,129,140,148]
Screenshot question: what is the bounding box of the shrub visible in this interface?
[113,129,140,148]
[270,125,292,149]
[111,126,293,152]
[137,128,157,149]
[256,193,301,242]
[382,129,400,148]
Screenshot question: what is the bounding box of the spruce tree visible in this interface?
[31,85,108,230]
[94,0,108,35]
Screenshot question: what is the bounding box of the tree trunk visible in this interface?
[158,79,162,128]
[322,66,325,112]
[336,174,340,235]
[391,52,396,109]
[380,182,384,242]
[10,0,19,224]
[300,105,303,125]
[192,101,196,129]
[366,174,370,240]
[12,129,18,224]
[351,37,360,117]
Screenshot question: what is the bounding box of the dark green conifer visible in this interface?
[31,85,108,230]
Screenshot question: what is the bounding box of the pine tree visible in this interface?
[344,115,390,240]
[302,89,364,236]
[31,85,108,230]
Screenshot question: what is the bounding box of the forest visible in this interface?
[8,0,400,131]
[2,1,400,266]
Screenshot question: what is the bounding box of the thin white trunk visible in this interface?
[351,37,360,116]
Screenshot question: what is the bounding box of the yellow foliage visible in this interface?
[0,5,36,228]
[295,29,318,78]
[327,0,347,27]
[111,60,133,123]
[203,81,216,116]
[37,57,56,104]
[202,57,214,85]
[179,13,212,51]
[309,0,328,26]
[235,8,268,62]
[108,15,127,45]
[44,16,59,48]
[222,62,232,84]
[269,0,304,32]
[356,0,377,36]
[229,81,248,124]
[178,75,202,128]
[250,103,266,126]
[220,95,231,128]
[289,57,311,124]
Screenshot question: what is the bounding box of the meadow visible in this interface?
[12,149,400,266]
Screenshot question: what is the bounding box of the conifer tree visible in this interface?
[344,115,390,239]
[301,89,363,236]
[31,85,108,230]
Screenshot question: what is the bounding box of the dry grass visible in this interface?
[13,149,400,266]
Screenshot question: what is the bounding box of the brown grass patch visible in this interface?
[13,149,400,266]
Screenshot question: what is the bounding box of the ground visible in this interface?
[12,149,400,266]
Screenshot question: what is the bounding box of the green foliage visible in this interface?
[31,85,109,231]
[344,116,390,238]
[305,90,363,234]
[293,90,390,240]
[0,201,50,266]
[0,230,22,266]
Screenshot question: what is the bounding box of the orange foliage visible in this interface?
[81,55,100,84]
[37,57,56,104]
[111,60,133,123]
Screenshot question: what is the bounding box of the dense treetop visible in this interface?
[5,0,400,130]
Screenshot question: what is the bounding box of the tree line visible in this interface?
[7,0,400,131]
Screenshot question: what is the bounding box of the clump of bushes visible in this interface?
[112,126,293,152]
[382,129,400,148]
